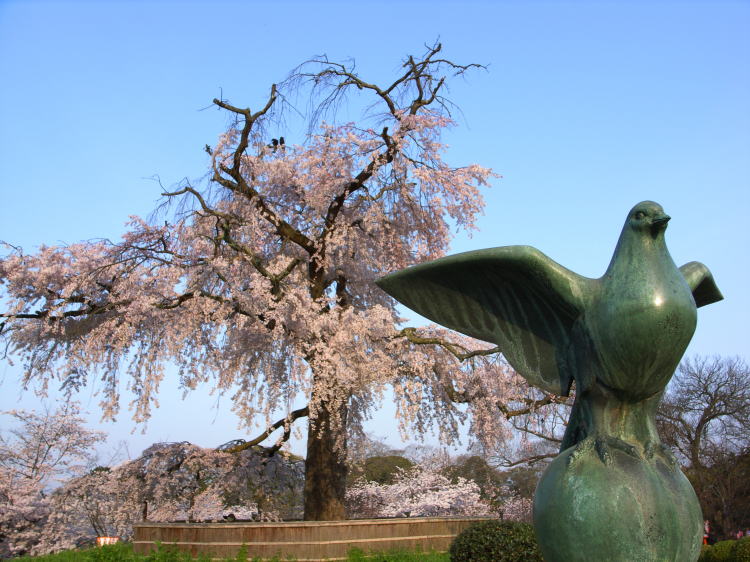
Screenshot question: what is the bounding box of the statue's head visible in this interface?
[627,201,671,237]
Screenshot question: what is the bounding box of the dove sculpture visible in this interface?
[376,201,722,562]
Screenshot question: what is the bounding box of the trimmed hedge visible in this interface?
[698,537,750,562]
[449,519,543,562]
[733,536,750,561]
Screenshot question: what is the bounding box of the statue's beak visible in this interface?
[652,214,671,228]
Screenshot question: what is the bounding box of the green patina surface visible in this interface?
[376,201,723,561]
[535,440,702,561]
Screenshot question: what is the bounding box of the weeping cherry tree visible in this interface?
[0,43,563,520]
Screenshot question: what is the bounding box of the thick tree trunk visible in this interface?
[303,399,348,520]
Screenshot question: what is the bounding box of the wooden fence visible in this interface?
[133,516,494,561]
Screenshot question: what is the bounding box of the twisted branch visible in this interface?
[222,406,310,457]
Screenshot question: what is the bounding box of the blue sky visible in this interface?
[1,0,748,460]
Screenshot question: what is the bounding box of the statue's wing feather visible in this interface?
[679,261,723,308]
[376,246,592,396]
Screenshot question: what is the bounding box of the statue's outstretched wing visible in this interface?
[679,261,723,308]
[376,246,593,396]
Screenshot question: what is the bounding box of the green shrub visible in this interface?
[698,544,713,562]
[734,536,750,562]
[449,519,543,562]
[365,456,415,484]
[709,540,736,561]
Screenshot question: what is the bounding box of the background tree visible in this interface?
[657,356,750,469]
[346,432,408,463]
[0,43,559,520]
[346,433,534,521]
[0,402,105,557]
[441,455,505,510]
[0,402,105,488]
[499,463,548,504]
[348,455,415,486]
[689,448,750,540]
[657,356,750,538]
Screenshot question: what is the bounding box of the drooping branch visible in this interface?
[219,172,317,255]
[0,298,128,323]
[397,326,500,361]
[0,285,257,327]
[397,326,569,430]
[321,126,395,237]
[160,186,305,295]
[162,185,238,227]
[311,126,401,299]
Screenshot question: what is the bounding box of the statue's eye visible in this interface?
[635,212,645,220]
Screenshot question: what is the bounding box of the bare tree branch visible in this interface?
[496,452,557,468]
[221,406,310,456]
[497,395,569,420]
[213,84,278,173]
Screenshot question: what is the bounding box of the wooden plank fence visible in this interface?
[133,517,494,561]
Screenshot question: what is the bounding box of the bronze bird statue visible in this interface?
[376,201,722,562]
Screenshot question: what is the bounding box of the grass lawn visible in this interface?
[13,542,451,561]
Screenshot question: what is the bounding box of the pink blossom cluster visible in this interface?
[0,467,50,558]
[346,465,492,518]
[498,491,533,524]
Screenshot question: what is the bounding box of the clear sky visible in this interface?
[1,0,748,461]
